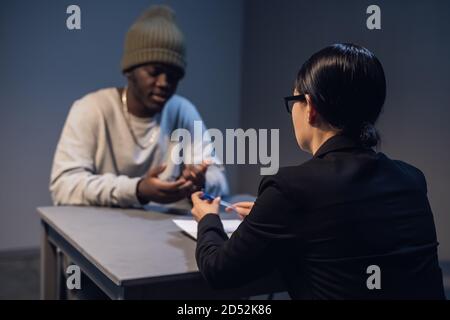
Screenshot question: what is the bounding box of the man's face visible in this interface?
[127,63,184,114]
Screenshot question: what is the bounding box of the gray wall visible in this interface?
[238,0,450,260]
[0,0,243,250]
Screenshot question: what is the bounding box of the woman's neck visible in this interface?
[311,130,340,156]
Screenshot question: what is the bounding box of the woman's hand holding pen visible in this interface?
[225,202,254,220]
[191,191,220,222]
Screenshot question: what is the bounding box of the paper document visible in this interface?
[173,219,242,240]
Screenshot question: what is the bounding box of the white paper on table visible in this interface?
[173,219,242,240]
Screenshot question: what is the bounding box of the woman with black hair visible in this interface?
[190,43,445,299]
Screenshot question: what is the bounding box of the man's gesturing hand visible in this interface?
[137,165,193,204]
[181,161,210,192]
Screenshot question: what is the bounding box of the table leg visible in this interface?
[40,222,58,300]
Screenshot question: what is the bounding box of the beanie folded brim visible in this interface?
[121,48,186,73]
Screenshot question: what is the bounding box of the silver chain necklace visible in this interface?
[121,87,159,149]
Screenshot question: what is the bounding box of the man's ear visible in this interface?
[124,71,132,81]
[124,70,138,89]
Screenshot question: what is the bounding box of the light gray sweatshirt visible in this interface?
[50,87,228,208]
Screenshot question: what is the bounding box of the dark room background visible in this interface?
[1,0,449,266]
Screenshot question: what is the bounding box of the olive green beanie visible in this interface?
[121,5,186,73]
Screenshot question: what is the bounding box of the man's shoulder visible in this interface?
[70,87,118,117]
[162,94,200,126]
[64,88,119,132]
[165,94,196,111]
[75,87,117,107]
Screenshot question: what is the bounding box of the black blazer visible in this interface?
[196,134,445,299]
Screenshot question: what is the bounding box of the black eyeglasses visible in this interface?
[284,94,306,114]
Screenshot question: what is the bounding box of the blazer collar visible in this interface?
[313,134,370,159]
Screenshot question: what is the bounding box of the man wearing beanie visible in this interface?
[50,5,228,209]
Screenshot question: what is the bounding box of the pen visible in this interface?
[200,192,235,210]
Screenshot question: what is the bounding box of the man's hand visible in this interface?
[191,191,220,222]
[137,165,194,204]
[225,201,254,220]
[181,161,210,192]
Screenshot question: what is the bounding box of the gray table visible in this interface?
[39,206,285,300]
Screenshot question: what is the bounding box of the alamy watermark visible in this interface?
[66,4,382,32]
[66,264,81,290]
[366,264,381,290]
[366,5,381,30]
[170,121,279,175]
[66,5,81,30]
